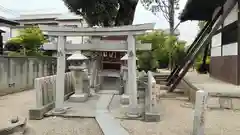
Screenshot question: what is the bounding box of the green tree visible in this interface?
[136,30,186,71]
[4,37,22,52]
[137,30,167,71]
[198,21,206,31]
[194,21,210,73]
[63,0,138,26]
[5,26,47,56]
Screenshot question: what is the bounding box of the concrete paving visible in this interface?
[96,94,129,135]
[0,90,103,135]
[46,95,100,118]
[185,71,240,93]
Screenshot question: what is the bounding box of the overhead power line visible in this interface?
[0,5,19,16]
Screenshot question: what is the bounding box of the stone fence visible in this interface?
[35,72,74,107]
[182,78,240,110]
[144,71,160,122]
[30,72,74,120]
[0,56,57,96]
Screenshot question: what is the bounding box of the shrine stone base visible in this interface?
[69,93,88,102]
[120,94,130,105]
[144,112,161,122]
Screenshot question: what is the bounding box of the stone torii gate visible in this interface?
[39,23,154,115]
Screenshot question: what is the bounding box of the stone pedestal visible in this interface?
[69,67,89,102]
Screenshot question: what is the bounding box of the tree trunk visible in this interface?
[168,0,175,35]
[201,44,209,73]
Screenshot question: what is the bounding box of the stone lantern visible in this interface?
[67,51,89,102]
[120,53,138,105]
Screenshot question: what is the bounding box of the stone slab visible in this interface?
[207,97,220,109]
[45,108,96,118]
[95,112,129,135]
[120,94,130,105]
[46,95,100,118]
[96,94,114,111]
[0,117,27,135]
[29,102,55,120]
[98,90,120,95]
[144,112,161,122]
[68,93,88,102]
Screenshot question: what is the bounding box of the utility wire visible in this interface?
[0,5,19,16]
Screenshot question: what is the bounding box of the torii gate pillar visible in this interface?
[126,35,139,117]
[54,36,66,113]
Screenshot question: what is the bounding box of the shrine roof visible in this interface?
[179,0,226,21]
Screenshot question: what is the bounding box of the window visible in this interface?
[221,21,238,45]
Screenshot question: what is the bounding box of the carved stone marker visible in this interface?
[192,90,208,135]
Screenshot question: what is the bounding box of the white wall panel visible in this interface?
[211,46,222,57]
[224,4,238,26]
[222,42,238,56]
[211,33,222,47]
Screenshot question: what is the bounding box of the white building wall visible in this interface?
[5,13,89,46]
[223,3,238,26]
[222,43,238,56]
[211,33,221,47]
[210,3,238,57]
[58,20,89,44]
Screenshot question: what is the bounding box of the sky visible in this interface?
[0,0,199,45]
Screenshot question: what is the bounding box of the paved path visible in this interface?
[96,94,129,135]
[0,90,103,135]
[185,71,240,93]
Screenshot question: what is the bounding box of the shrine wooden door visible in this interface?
[101,51,125,70]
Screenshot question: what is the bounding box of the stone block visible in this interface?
[29,102,55,120]
[219,97,232,109]
[207,97,220,109]
[69,93,88,102]
[138,91,145,99]
[120,94,130,105]
[0,117,27,135]
[144,112,161,122]
[231,98,240,110]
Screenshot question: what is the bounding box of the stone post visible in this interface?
[90,57,97,95]
[53,36,66,114]
[126,35,140,117]
[28,59,34,88]
[38,60,43,77]
[192,90,208,135]
[120,65,129,105]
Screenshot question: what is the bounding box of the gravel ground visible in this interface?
[0,90,103,135]
[119,96,240,135]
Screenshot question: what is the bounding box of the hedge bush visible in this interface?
[195,56,210,74]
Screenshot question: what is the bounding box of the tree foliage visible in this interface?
[63,0,138,26]
[5,26,47,56]
[198,21,206,31]
[136,30,186,71]
[4,37,22,52]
